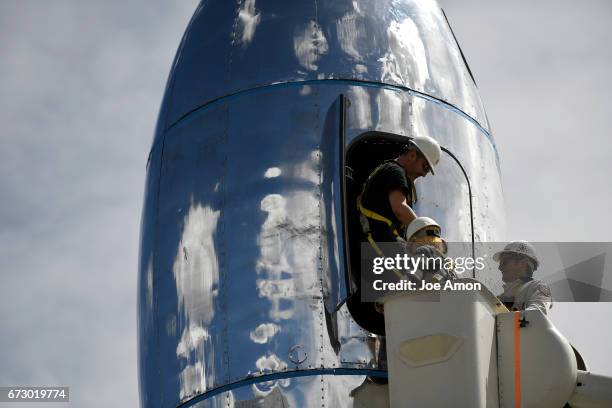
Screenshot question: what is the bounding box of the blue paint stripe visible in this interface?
[177,368,388,407]
[162,78,499,162]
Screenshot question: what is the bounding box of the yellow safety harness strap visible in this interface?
[357,161,418,280]
[366,232,405,280]
[357,193,399,237]
[357,162,401,236]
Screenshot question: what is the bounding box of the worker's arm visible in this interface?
[524,299,551,315]
[388,189,417,226]
[524,281,553,315]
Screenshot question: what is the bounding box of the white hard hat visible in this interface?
[405,217,441,241]
[493,241,539,270]
[410,135,441,175]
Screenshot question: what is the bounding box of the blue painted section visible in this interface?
[162,0,490,130]
[162,79,498,161]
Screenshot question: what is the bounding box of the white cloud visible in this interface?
[237,0,261,46]
[250,323,280,344]
[293,20,329,71]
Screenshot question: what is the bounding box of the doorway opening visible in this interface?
[344,132,412,335]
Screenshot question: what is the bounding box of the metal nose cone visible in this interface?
[159,0,488,134]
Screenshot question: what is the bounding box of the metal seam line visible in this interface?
[176,368,388,407]
[159,79,498,161]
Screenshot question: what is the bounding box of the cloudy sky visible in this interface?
[1,0,610,406]
[0,1,199,406]
[440,0,612,385]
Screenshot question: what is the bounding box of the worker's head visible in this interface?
[397,136,441,181]
[493,241,539,283]
[405,217,448,255]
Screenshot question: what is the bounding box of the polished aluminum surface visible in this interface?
[138,0,504,406]
[156,0,488,136]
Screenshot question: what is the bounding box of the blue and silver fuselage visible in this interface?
[138,0,504,406]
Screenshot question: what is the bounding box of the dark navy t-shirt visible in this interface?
[360,161,412,239]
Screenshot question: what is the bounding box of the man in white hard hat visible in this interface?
[355,136,441,336]
[494,241,552,315]
[358,135,441,243]
[404,216,448,256]
[404,217,453,282]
